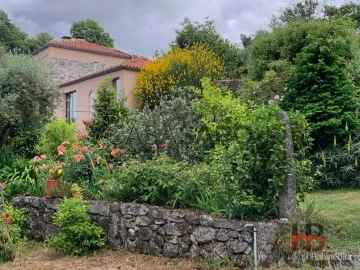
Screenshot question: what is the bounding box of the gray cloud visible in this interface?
[1,0,351,58]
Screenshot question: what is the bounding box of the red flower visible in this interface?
[81,145,89,153]
[6,220,12,225]
[4,213,10,219]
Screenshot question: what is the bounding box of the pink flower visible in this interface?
[110,148,121,157]
[40,154,47,159]
[32,156,42,162]
[72,144,80,151]
[61,141,70,146]
[108,163,114,170]
[57,145,66,155]
[160,143,168,149]
[81,145,89,153]
[73,154,85,163]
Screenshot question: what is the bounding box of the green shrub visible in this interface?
[0,158,46,198]
[0,203,26,262]
[111,87,209,162]
[102,155,202,208]
[88,77,129,141]
[46,198,105,255]
[36,119,77,156]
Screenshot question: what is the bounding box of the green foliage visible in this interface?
[70,19,114,48]
[46,198,105,255]
[193,79,313,218]
[314,133,360,189]
[283,36,359,148]
[106,80,313,219]
[0,158,46,198]
[0,51,59,152]
[0,10,51,54]
[36,119,77,156]
[172,17,242,78]
[88,77,129,141]
[0,202,26,262]
[280,0,319,23]
[102,156,199,207]
[111,87,209,162]
[324,2,360,30]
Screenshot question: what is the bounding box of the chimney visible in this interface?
[61,36,72,41]
[75,36,86,42]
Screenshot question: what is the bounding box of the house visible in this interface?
[32,36,149,130]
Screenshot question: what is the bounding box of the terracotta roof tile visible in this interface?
[47,39,132,58]
[59,57,150,87]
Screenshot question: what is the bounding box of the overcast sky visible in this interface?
[1,0,350,58]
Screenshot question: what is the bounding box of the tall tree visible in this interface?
[0,10,52,54]
[171,17,242,78]
[70,19,114,48]
[283,37,359,148]
[324,1,360,29]
[280,0,320,22]
[0,10,28,53]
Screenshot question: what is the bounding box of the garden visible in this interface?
[2,1,360,268]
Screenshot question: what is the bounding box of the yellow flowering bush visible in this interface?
[136,44,225,108]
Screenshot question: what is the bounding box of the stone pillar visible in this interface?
[277,110,296,220]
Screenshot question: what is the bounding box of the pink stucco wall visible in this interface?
[56,69,139,130]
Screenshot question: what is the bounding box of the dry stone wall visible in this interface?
[11,196,281,268]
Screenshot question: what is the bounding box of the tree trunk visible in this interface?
[0,123,15,149]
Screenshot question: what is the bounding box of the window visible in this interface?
[65,91,76,123]
[112,78,121,102]
[89,90,95,117]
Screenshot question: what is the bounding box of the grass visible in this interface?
[304,189,360,253]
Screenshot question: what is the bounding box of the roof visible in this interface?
[33,38,132,59]
[59,56,150,87]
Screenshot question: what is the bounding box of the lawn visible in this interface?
[305,189,360,253]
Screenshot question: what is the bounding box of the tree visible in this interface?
[283,37,359,148]
[70,19,114,48]
[0,51,59,150]
[280,0,320,23]
[171,17,242,78]
[27,32,53,52]
[136,44,225,108]
[324,2,360,29]
[0,10,28,53]
[88,77,129,141]
[0,10,52,54]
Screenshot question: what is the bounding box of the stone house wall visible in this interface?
[50,58,115,83]
[11,196,281,268]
